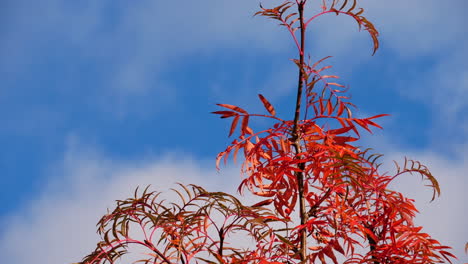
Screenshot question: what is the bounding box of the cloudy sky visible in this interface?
[0,0,466,263]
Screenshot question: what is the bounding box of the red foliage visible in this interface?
[76,1,457,263]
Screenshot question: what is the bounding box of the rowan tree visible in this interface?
[75,1,457,263]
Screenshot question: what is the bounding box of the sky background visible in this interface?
[0,0,467,263]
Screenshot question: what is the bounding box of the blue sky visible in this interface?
[0,0,467,263]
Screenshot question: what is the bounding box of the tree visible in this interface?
[75,1,457,263]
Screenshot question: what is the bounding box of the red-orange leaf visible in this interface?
[258,94,276,116]
[319,99,325,114]
[312,56,332,69]
[354,118,371,133]
[253,191,276,197]
[328,126,353,135]
[251,199,274,207]
[327,100,333,115]
[328,82,345,87]
[337,103,344,116]
[241,116,249,135]
[368,113,389,120]
[318,251,326,264]
[365,119,383,129]
[212,110,237,118]
[216,103,248,114]
[323,246,338,264]
[362,227,378,243]
[321,75,339,79]
[334,136,358,145]
[331,240,345,255]
[229,115,240,137]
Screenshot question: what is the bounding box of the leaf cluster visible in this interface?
[77,184,294,264]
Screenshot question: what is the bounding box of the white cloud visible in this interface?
[306,0,467,58]
[3,0,464,119]
[392,43,468,149]
[364,0,467,58]
[297,0,467,73]
[1,0,289,81]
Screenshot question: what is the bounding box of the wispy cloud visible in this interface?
[0,0,288,119]
[364,0,467,57]
[393,45,468,150]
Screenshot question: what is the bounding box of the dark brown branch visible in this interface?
[218,226,225,258]
[364,226,380,264]
[291,2,308,262]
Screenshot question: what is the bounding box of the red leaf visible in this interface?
[229,115,240,137]
[241,116,249,135]
[362,227,378,243]
[331,240,345,255]
[251,199,274,207]
[280,138,288,152]
[253,191,276,197]
[354,118,371,133]
[244,139,254,154]
[212,110,237,118]
[319,99,325,114]
[328,126,353,135]
[216,103,248,114]
[334,136,358,144]
[318,251,326,264]
[337,103,344,116]
[313,103,319,115]
[368,113,389,120]
[365,119,383,129]
[321,75,339,79]
[311,56,332,69]
[323,246,338,264]
[346,121,359,136]
[258,94,276,116]
[317,65,332,73]
[327,100,333,115]
[328,82,345,87]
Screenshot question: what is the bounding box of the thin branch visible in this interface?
[291,2,308,262]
